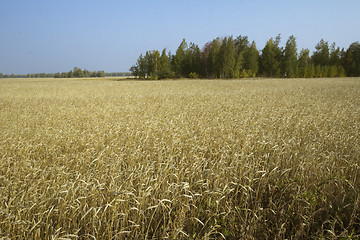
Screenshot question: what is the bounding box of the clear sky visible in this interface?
[1,0,359,74]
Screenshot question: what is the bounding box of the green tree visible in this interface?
[218,36,236,78]
[328,42,344,77]
[130,54,147,78]
[187,43,202,77]
[68,70,73,78]
[312,39,330,67]
[173,39,188,77]
[129,65,138,78]
[137,54,146,78]
[298,49,311,78]
[260,35,282,77]
[283,35,298,78]
[158,49,174,79]
[343,42,360,76]
[322,65,329,77]
[0,73,3,78]
[73,67,84,78]
[131,50,163,79]
[83,69,90,77]
[96,71,105,78]
[243,41,259,77]
[309,63,315,78]
[329,42,341,66]
[183,45,192,77]
[337,65,346,77]
[149,50,160,79]
[235,35,249,53]
[329,65,337,77]
[207,38,221,78]
[315,65,322,78]
[144,51,152,78]
[202,41,211,77]
[233,35,249,78]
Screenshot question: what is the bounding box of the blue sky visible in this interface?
[1,0,359,74]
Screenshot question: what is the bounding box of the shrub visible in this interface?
[189,72,199,79]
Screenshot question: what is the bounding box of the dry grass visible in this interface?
[1,77,359,239]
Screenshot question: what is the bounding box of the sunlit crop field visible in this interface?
[1,77,359,239]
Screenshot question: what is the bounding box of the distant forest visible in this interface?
[130,35,360,79]
[0,68,131,79]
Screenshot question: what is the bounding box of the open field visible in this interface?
[1,77,359,239]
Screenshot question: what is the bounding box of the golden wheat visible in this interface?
[0,77,359,239]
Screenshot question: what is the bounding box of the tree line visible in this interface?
[130,35,360,79]
[0,68,131,78]
[53,67,105,78]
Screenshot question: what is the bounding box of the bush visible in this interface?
[189,72,199,79]
[239,69,249,78]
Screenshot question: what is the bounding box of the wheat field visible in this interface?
[0,77,359,239]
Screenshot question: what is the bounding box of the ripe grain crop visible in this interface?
[0,77,359,239]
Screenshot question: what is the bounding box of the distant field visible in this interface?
[1,77,359,239]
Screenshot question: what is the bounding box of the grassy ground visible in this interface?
[1,77,359,239]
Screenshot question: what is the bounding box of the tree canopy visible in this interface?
[130,35,360,79]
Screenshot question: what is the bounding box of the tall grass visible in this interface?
[1,78,359,239]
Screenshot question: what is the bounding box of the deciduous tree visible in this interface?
[173,39,188,77]
[283,35,298,78]
[73,67,84,78]
[343,42,360,76]
[260,35,282,77]
[205,38,221,78]
[298,49,311,78]
[158,49,174,79]
[243,41,259,77]
[218,36,236,78]
[312,39,330,67]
